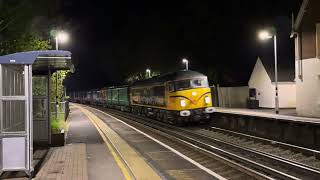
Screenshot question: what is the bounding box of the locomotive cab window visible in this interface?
[191,78,209,88]
[175,78,209,91]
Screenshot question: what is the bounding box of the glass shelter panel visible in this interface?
[33,76,48,120]
[2,65,25,96]
[32,76,48,96]
[1,100,25,132]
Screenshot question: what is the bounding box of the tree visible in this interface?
[125,71,161,84]
[0,0,55,55]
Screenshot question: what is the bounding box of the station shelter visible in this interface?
[0,50,73,176]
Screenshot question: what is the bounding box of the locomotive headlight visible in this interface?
[180,99,186,107]
[205,96,211,104]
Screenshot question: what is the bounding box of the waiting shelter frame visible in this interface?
[0,50,72,177]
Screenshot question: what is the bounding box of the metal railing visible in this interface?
[50,101,70,121]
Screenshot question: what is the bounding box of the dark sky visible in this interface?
[61,0,303,91]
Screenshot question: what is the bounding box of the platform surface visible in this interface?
[35,143,88,180]
[66,106,128,180]
[215,107,320,124]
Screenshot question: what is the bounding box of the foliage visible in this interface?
[0,32,52,55]
[51,113,65,134]
[125,71,161,84]
[50,70,71,102]
[0,0,56,55]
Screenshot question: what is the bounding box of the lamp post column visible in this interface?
[274,35,279,114]
[55,37,59,50]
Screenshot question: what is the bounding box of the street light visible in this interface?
[53,31,69,118]
[258,29,279,114]
[146,69,151,78]
[182,58,189,71]
[55,31,69,50]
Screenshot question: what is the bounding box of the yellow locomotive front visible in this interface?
[129,70,215,124]
[166,74,215,121]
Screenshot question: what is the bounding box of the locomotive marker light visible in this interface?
[146,68,151,78]
[180,99,187,107]
[182,58,189,71]
[205,96,211,104]
[258,28,279,114]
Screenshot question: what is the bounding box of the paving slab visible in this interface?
[35,143,88,180]
[66,106,126,180]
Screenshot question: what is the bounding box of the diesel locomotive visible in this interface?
[70,70,215,125]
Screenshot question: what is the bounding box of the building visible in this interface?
[292,0,320,117]
[248,57,296,108]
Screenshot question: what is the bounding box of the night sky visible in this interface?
[60,0,303,91]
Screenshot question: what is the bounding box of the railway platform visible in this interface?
[211,107,320,151]
[215,107,320,124]
[24,104,222,180]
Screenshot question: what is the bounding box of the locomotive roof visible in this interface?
[131,70,207,87]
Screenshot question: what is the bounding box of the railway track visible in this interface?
[85,105,320,180]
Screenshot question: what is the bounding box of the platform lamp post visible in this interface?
[53,31,69,118]
[182,58,189,71]
[258,28,279,114]
[146,69,151,78]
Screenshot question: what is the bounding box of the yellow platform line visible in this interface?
[76,105,162,180]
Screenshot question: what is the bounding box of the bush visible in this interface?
[51,113,65,134]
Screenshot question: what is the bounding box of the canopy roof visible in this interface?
[0,50,73,74]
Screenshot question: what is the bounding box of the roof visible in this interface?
[256,57,295,82]
[0,50,73,74]
[131,70,207,87]
[294,0,309,31]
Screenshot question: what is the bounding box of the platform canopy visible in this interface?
[0,50,73,74]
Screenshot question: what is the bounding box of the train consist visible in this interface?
[70,70,215,125]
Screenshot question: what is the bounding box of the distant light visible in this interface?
[182,58,188,63]
[258,30,273,40]
[146,69,151,73]
[56,31,69,43]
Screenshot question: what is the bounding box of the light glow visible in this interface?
[56,31,69,43]
[258,30,272,40]
[180,99,186,107]
[205,96,211,104]
[182,58,188,64]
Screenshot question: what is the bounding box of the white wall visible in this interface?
[275,83,296,108]
[295,58,320,117]
[249,59,274,108]
[249,58,296,108]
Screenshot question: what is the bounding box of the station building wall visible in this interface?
[295,58,320,117]
[249,58,296,108]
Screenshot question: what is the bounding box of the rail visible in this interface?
[93,106,320,180]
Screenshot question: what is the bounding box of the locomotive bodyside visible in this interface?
[130,70,215,124]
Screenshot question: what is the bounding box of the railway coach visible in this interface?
[70,70,215,125]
